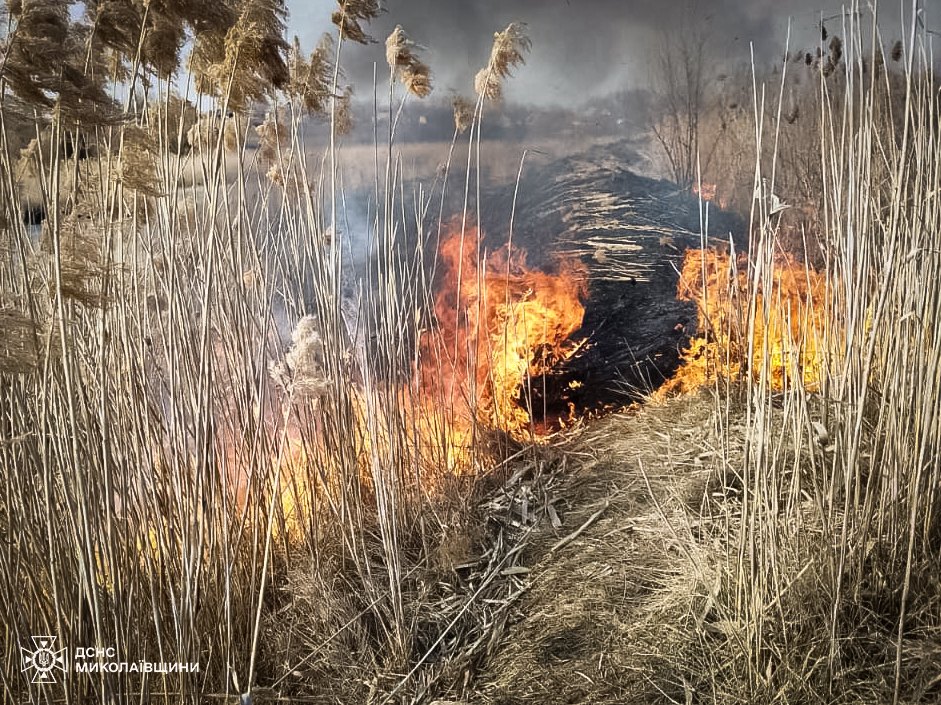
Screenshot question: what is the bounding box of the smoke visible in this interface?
[288,0,933,105]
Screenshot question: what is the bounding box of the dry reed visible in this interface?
[475,22,532,101]
[385,25,433,98]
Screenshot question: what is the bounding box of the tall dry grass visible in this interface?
[0,2,533,702]
[671,6,941,702]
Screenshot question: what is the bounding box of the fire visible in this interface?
[423,224,587,440]
[662,247,826,395]
[220,222,588,531]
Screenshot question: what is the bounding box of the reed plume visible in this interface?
[891,39,903,62]
[170,0,237,34]
[334,85,354,135]
[331,0,380,45]
[385,25,433,98]
[153,93,197,154]
[257,112,291,184]
[474,22,531,101]
[270,315,330,400]
[2,0,114,116]
[117,125,162,198]
[452,95,474,133]
[190,0,289,110]
[142,11,187,77]
[87,0,143,57]
[0,309,40,374]
[185,111,239,154]
[15,137,41,183]
[223,113,240,150]
[829,36,843,66]
[256,112,289,163]
[41,214,108,308]
[288,34,334,116]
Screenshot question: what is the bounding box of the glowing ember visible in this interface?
[661,247,826,395]
[423,223,587,439]
[692,181,730,210]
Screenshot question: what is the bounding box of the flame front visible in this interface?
[423,224,587,440]
[662,247,826,395]
[221,223,588,529]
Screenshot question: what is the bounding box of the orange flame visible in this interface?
[661,247,826,395]
[422,223,588,440]
[220,223,589,530]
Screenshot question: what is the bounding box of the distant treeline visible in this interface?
[299,89,655,144]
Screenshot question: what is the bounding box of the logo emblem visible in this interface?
[21,636,67,683]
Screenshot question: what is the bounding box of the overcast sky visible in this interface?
[285,1,938,105]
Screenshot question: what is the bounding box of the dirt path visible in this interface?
[455,392,731,704]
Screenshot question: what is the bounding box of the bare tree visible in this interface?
[649,11,711,188]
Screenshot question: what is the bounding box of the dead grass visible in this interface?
[460,391,941,705]
[257,442,580,703]
[3,4,940,704]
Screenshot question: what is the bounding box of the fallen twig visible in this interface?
[550,499,610,553]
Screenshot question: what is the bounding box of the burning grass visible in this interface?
[660,246,827,396]
[424,223,588,440]
[2,2,941,704]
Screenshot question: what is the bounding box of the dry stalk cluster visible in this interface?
[0,2,541,702]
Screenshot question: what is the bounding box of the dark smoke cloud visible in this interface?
[288,0,935,104]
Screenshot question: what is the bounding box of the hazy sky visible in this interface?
[285,1,938,105]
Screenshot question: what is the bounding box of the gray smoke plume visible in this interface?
[288,0,934,104]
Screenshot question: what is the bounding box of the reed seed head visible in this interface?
[385,25,433,98]
[332,0,380,44]
[271,315,331,399]
[288,34,335,116]
[190,0,289,110]
[117,125,162,197]
[334,85,354,135]
[41,214,108,308]
[828,36,843,66]
[474,22,531,101]
[0,308,40,374]
[891,40,903,62]
[452,95,474,133]
[256,113,288,162]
